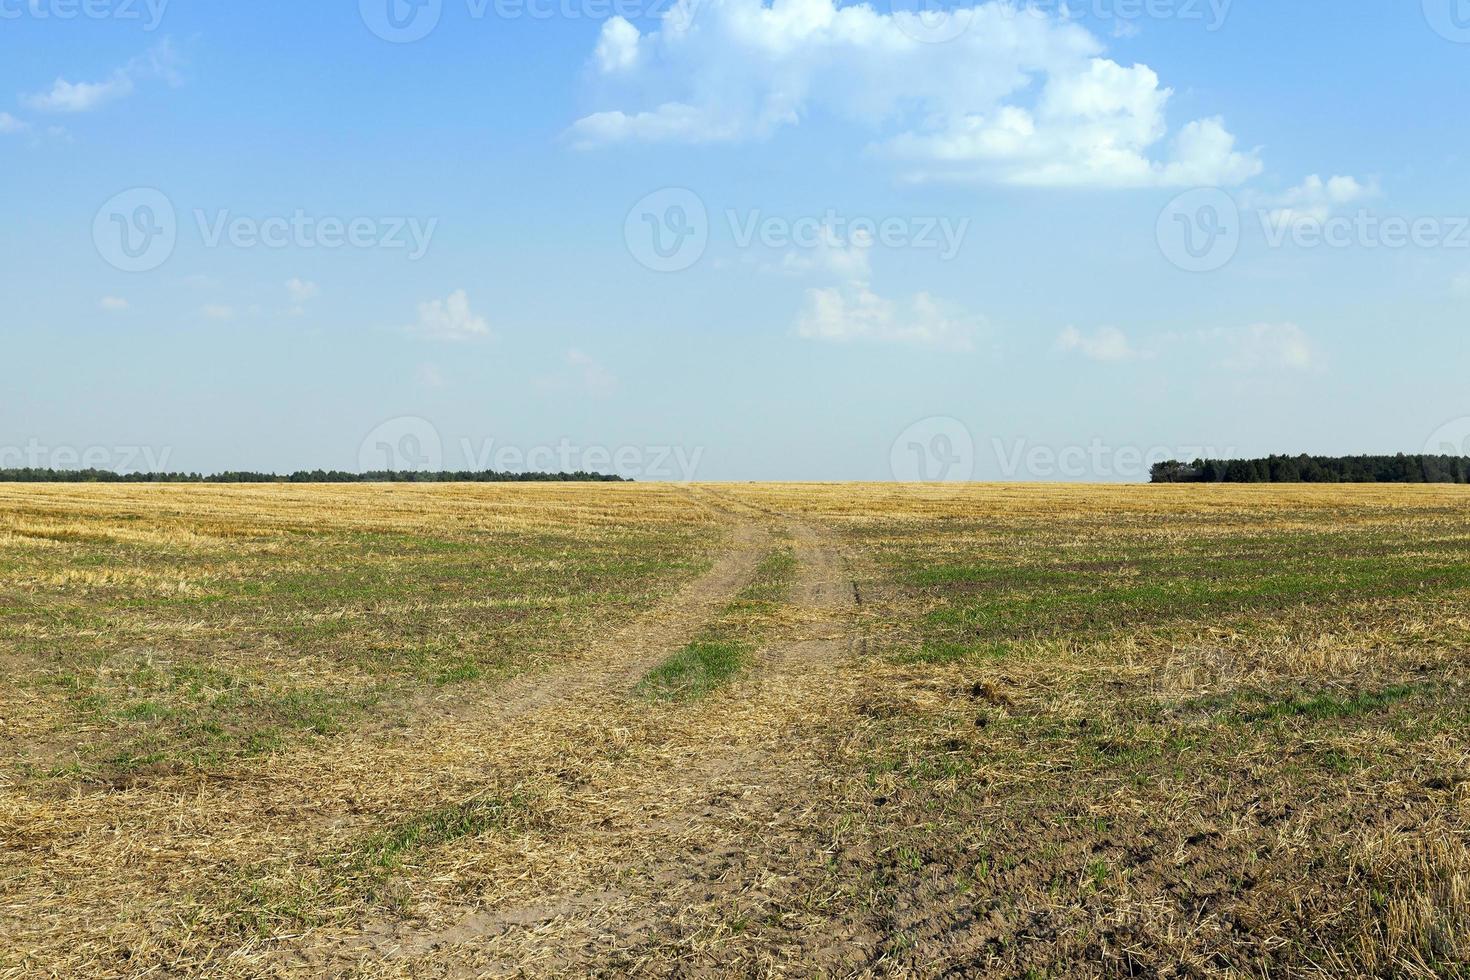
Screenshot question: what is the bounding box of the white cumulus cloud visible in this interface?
[595,16,642,73]
[286,278,320,304]
[407,290,490,341]
[788,226,980,349]
[1055,325,1136,362]
[797,284,980,350]
[1263,173,1375,228]
[787,227,981,351]
[573,0,1262,188]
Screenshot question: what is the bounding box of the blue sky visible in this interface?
[3,0,1468,481]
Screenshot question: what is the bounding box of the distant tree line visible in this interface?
[1151,454,1470,484]
[0,469,629,484]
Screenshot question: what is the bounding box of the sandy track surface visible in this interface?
[2,493,795,976]
[275,489,872,976]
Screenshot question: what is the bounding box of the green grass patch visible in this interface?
[635,544,796,702]
[1231,683,1426,724]
[351,796,524,872]
[636,640,752,702]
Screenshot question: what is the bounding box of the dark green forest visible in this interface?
[1151,455,1470,484]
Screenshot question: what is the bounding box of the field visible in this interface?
[3,482,1469,977]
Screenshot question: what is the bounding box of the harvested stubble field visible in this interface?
[2,482,1469,978]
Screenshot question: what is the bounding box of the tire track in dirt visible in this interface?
[402,506,774,731]
[318,489,871,975]
[2,500,777,977]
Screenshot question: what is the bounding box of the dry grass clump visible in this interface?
[0,483,720,783]
[1336,820,1470,976]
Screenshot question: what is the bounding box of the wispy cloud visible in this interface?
[406,290,490,341]
[565,348,618,396]
[23,76,135,113]
[1055,326,1138,363]
[536,349,619,397]
[1203,322,1318,373]
[791,227,981,350]
[285,278,320,315]
[21,40,181,114]
[415,363,447,389]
